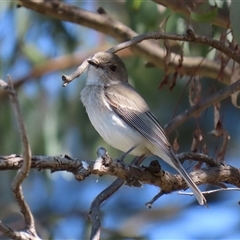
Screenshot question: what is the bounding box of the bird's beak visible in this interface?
[87,58,100,68]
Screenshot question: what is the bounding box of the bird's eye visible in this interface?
[110,65,117,72]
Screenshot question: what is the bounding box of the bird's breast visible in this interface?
[80,85,147,155]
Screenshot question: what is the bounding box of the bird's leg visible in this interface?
[124,154,146,187]
[117,144,138,163]
[133,154,146,165]
[130,154,146,169]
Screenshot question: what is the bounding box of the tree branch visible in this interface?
[0,224,39,240]
[63,28,236,86]
[179,187,240,196]
[0,78,38,239]
[108,29,240,64]
[18,0,231,84]
[1,151,239,196]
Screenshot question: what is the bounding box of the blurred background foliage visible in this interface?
[0,0,240,239]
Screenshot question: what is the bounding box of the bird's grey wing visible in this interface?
[104,82,171,155]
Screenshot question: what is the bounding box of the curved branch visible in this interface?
[18,0,231,84]
[178,152,217,167]
[107,29,240,64]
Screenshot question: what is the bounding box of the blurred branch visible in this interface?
[0,78,38,239]
[0,225,39,240]
[1,150,240,196]
[17,0,231,84]
[153,0,230,29]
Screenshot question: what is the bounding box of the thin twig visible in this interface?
[178,187,240,196]
[145,190,166,209]
[62,58,89,86]
[165,79,240,134]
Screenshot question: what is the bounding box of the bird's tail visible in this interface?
[170,153,207,206]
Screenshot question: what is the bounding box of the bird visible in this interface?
[80,51,206,206]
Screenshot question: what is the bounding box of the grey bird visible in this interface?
[80,51,206,206]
